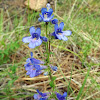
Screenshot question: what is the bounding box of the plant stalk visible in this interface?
[45,22,55,91]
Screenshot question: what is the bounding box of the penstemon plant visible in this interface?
[22,3,72,100]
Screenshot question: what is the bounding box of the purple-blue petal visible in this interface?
[62,92,67,97]
[47,8,53,17]
[54,24,58,32]
[29,26,35,35]
[34,94,40,99]
[25,66,30,71]
[36,28,41,35]
[30,70,36,78]
[59,22,64,31]
[28,41,36,48]
[56,92,67,100]
[35,70,43,76]
[25,65,33,71]
[26,70,31,75]
[41,93,47,97]
[51,66,57,71]
[56,93,62,99]
[26,58,30,63]
[36,90,47,97]
[61,35,68,41]
[44,72,48,76]
[35,90,49,100]
[48,15,54,20]
[37,89,42,95]
[40,65,47,69]
[30,58,34,64]
[40,98,47,100]
[56,34,62,40]
[39,14,44,19]
[31,58,44,64]
[41,8,47,15]
[30,52,33,58]
[28,39,42,48]
[51,19,58,24]
[38,17,43,22]
[43,15,54,22]
[34,64,41,70]
[22,36,31,43]
[63,30,72,36]
[34,65,47,70]
[35,39,42,46]
[50,32,58,39]
[24,63,30,67]
[40,36,48,42]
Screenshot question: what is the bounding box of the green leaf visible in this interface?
[50,52,55,55]
[52,76,56,81]
[49,81,54,87]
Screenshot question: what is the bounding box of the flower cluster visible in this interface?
[34,90,67,100]
[24,52,47,77]
[24,52,58,77]
[22,4,72,48]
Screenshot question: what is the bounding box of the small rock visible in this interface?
[24,0,47,11]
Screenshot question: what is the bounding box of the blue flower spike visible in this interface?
[39,3,54,22]
[22,26,47,48]
[51,22,72,41]
[56,92,67,100]
[34,90,48,100]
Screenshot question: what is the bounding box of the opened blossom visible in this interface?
[51,19,58,24]
[33,90,67,100]
[56,92,67,100]
[51,22,72,41]
[38,3,54,22]
[22,26,47,48]
[24,52,47,78]
[34,89,48,100]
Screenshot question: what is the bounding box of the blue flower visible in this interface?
[25,63,46,78]
[24,52,47,77]
[44,65,57,76]
[44,72,48,76]
[51,19,58,24]
[38,3,54,22]
[26,52,44,65]
[22,26,47,48]
[51,22,72,41]
[56,92,67,100]
[51,66,57,71]
[34,90,48,100]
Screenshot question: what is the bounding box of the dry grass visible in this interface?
[0,0,100,100]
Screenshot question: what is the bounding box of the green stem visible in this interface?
[45,22,49,63]
[45,22,55,92]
